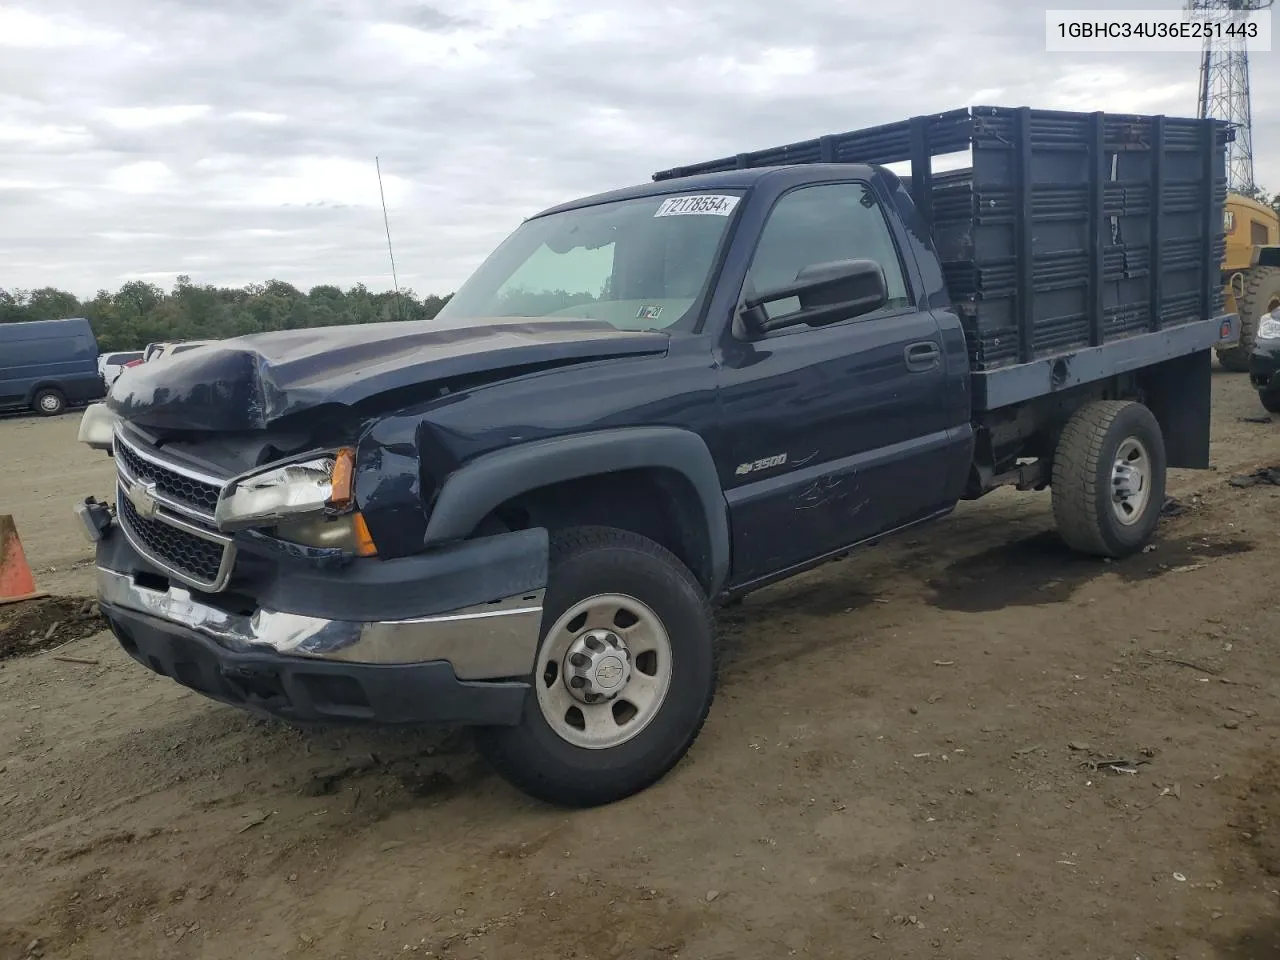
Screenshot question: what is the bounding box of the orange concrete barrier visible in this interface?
[0,514,45,605]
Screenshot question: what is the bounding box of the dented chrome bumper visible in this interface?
[90,508,549,726]
[97,567,544,680]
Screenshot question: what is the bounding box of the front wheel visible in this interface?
[1051,400,1167,558]
[1260,390,1280,415]
[476,526,717,807]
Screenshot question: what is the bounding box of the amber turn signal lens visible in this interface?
[328,447,356,509]
[352,512,378,557]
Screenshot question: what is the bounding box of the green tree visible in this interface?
[0,276,455,352]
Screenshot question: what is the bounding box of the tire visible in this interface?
[32,388,65,417]
[1261,391,1280,415]
[475,526,718,808]
[1051,400,1167,558]
[1217,266,1280,372]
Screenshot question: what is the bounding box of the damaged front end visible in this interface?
[76,400,548,727]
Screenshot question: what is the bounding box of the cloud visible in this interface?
[104,160,179,194]
[101,105,212,130]
[238,157,414,208]
[0,119,93,149]
[226,111,289,125]
[1,0,1277,300]
[0,7,124,48]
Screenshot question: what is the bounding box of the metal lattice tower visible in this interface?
[1190,0,1272,193]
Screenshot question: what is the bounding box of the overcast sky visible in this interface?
[2,0,1279,300]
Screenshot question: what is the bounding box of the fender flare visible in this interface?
[423,426,731,595]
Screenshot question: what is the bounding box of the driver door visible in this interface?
[717,180,955,586]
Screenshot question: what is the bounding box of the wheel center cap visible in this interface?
[1114,464,1143,499]
[594,656,625,689]
[563,630,632,704]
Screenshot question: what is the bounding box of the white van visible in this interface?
[97,350,145,388]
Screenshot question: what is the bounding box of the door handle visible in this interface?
[904,341,940,371]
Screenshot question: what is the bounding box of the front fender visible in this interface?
[423,426,731,595]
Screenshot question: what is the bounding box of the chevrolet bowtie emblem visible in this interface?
[124,477,160,520]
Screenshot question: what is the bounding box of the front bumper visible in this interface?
[89,501,548,726]
[105,602,531,725]
[1250,337,1280,394]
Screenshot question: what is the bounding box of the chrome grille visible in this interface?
[117,491,230,588]
[113,428,235,591]
[114,433,222,516]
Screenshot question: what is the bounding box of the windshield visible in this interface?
[436,191,744,331]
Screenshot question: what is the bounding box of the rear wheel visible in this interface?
[1260,390,1280,415]
[476,526,717,807]
[1217,266,1280,372]
[32,388,65,417]
[1051,400,1167,558]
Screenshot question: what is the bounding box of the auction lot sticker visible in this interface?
[654,195,740,217]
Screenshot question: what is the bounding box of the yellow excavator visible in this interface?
[1214,191,1280,371]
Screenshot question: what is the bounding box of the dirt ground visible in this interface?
[5,375,1280,960]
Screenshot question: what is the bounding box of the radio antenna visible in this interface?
[375,155,404,320]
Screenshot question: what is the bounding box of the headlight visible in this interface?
[1258,315,1280,341]
[78,403,120,453]
[215,447,357,531]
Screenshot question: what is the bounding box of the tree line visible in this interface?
[0,276,452,353]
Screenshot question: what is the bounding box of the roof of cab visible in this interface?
[529,163,882,220]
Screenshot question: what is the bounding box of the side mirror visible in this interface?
[739,259,889,335]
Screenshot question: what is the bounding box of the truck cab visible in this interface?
[429,163,974,589]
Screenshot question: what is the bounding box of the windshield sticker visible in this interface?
[636,304,664,321]
[654,195,739,218]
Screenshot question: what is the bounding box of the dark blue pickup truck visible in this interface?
[76,106,1237,807]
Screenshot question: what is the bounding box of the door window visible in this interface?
[744,183,911,322]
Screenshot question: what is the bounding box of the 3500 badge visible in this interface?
[735,453,788,476]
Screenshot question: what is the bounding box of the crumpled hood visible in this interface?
[107,317,670,432]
